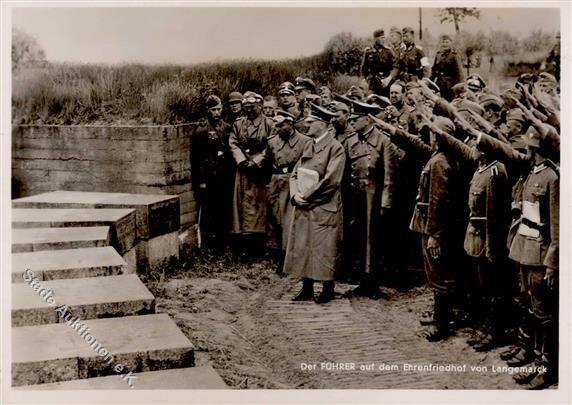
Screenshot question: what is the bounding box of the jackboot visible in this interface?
[425,290,451,342]
[315,281,335,304]
[292,278,314,301]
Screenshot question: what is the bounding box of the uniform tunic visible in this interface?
[266,130,310,250]
[343,126,397,275]
[430,48,464,101]
[361,45,397,95]
[283,131,346,281]
[229,114,274,235]
[190,118,233,248]
[397,43,430,82]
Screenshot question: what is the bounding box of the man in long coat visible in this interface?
[283,103,345,304]
[228,92,274,257]
[266,110,310,271]
[191,95,233,250]
[343,100,398,298]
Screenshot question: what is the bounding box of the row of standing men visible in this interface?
[190,59,560,391]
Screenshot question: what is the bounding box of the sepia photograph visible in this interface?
[1,1,570,404]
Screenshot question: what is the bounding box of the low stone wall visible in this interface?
[12,125,197,231]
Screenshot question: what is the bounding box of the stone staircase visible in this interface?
[11,191,227,389]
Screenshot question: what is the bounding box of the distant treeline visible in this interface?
[12,29,556,125]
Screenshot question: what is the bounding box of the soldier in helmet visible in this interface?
[397,27,431,82]
[361,28,398,97]
[191,95,233,250]
[225,91,244,123]
[430,35,464,102]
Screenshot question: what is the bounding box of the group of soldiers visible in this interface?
[190,27,560,390]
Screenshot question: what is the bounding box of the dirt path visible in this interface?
[147,252,521,389]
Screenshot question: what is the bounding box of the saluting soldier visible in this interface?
[475,121,559,389]
[266,110,310,271]
[229,91,274,257]
[343,100,398,298]
[284,103,345,304]
[430,35,464,102]
[506,129,559,390]
[361,28,398,96]
[191,95,233,250]
[427,117,512,352]
[372,115,464,341]
[397,27,431,82]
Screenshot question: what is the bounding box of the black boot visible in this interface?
[292,278,314,301]
[527,318,557,389]
[315,281,335,304]
[425,290,451,342]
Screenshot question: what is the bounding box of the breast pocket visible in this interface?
[468,186,485,217]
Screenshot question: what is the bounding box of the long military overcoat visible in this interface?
[229,114,274,235]
[283,131,346,281]
[266,130,310,250]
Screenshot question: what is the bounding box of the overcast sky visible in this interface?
[12,6,561,65]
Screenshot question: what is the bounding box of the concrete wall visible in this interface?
[12,125,197,230]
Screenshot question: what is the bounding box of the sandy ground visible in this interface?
[145,250,527,389]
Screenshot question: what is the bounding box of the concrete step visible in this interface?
[16,366,228,389]
[12,247,126,283]
[12,208,136,254]
[12,274,155,327]
[12,227,110,253]
[13,191,180,240]
[12,313,195,386]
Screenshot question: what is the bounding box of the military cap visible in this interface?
[516,73,535,85]
[347,85,365,100]
[389,26,401,35]
[373,29,385,38]
[242,91,263,104]
[278,82,296,96]
[452,82,468,96]
[506,108,526,123]
[306,94,321,103]
[402,26,414,35]
[332,92,355,106]
[478,93,504,109]
[348,99,382,120]
[456,99,485,116]
[318,86,332,95]
[328,101,350,114]
[523,125,542,148]
[294,77,316,92]
[273,109,296,125]
[466,74,486,92]
[227,91,243,103]
[439,34,453,41]
[365,94,391,108]
[206,95,222,109]
[405,81,421,91]
[306,102,337,122]
[433,116,456,136]
[423,78,441,94]
[538,72,557,85]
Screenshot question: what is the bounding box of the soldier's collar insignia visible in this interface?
[533,163,547,174]
[478,160,497,173]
